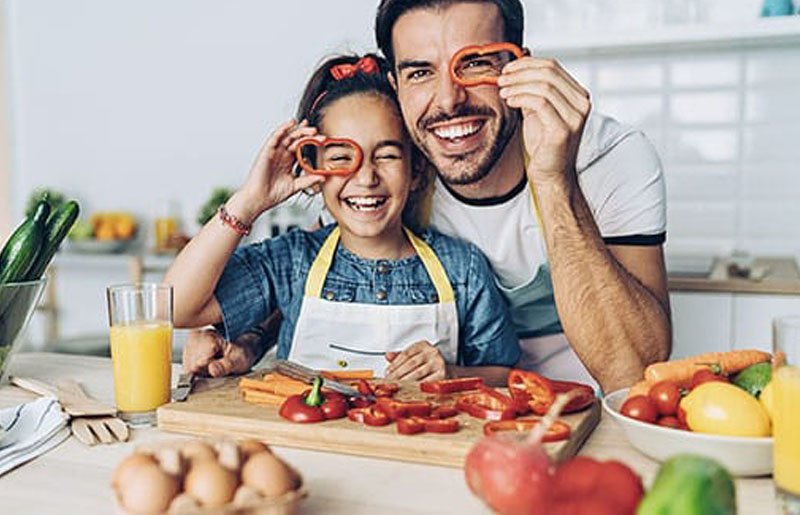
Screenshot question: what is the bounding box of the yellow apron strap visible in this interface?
[305,226,340,297]
[404,228,455,303]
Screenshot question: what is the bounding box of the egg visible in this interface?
[241,452,295,498]
[180,441,217,463]
[111,452,157,489]
[117,461,180,514]
[215,441,242,472]
[167,493,200,514]
[232,485,264,508]
[238,439,270,458]
[184,460,239,507]
[156,447,185,478]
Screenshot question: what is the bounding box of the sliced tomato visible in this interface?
[508,370,556,415]
[420,377,484,394]
[551,380,596,413]
[397,417,426,435]
[482,418,571,442]
[456,387,517,421]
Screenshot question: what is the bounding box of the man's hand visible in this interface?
[384,340,446,381]
[497,57,591,181]
[182,328,257,378]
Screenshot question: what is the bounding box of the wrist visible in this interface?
[225,190,263,226]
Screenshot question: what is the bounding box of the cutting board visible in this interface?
[157,375,600,468]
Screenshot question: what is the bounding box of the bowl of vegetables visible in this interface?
[603,350,775,477]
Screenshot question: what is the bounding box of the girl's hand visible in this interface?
[384,340,447,382]
[235,120,326,222]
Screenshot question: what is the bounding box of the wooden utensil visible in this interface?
[10,377,129,446]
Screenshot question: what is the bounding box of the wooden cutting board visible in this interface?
[157,375,600,468]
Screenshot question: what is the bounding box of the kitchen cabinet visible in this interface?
[733,294,800,351]
[669,292,733,359]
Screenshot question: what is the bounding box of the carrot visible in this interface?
[242,390,285,406]
[321,369,374,380]
[239,377,308,397]
[644,349,771,387]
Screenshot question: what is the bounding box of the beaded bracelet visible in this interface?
[218,205,252,236]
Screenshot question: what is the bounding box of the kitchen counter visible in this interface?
[0,353,778,514]
[669,256,800,295]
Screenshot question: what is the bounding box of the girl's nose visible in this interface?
[351,159,380,187]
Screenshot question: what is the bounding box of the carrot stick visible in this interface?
[644,349,771,386]
[242,390,285,406]
[239,377,308,397]
[321,369,374,380]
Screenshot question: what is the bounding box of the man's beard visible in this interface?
[415,104,518,186]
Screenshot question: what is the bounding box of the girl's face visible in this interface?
[318,93,414,244]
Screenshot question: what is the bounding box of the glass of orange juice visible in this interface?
[773,315,800,514]
[106,283,173,426]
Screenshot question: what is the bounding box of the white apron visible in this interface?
[288,226,459,374]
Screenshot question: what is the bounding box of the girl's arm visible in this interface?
[164,121,323,328]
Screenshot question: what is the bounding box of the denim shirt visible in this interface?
[215,224,520,367]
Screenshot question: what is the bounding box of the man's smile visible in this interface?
[426,117,488,155]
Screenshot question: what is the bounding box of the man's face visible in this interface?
[390,2,518,186]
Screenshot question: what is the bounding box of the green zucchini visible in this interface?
[25,200,80,280]
[0,200,50,285]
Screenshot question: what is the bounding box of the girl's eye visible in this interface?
[328,154,353,163]
[376,153,401,161]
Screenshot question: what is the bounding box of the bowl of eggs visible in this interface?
[111,438,305,514]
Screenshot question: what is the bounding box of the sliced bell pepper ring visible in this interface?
[483,418,572,442]
[396,416,461,435]
[550,380,596,413]
[279,376,347,423]
[357,379,375,397]
[348,396,373,409]
[419,377,484,394]
[346,406,392,427]
[429,404,460,419]
[455,387,517,421]
[357,379,400,398]
[424,417,460,434]
[396,416,426,435]
[375,398,432,420]
[508,369,556,416]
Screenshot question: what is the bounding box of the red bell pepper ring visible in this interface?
[455,387,517,421]
[348,395,373,409]
[279,376,347,423]
[346,406,392,427]
[429,404,460,419]
[396,416,461,435]
[449,42,525,88]
[508,369,557,416]
[375,398,432,420]
[294,137,364,176]
[419,377,484,394]
[396,416,426,435]
[357,379,400,398]
[551,379,596,413]
[483,418,572,442]
[356,379,375,397]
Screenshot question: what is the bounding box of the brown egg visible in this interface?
[111,452,157,489]
[117,462,180,514]
[180,441,217,463]
[156,447,186,478]
[232,485,264,508]
[241,452,295,498]
[216,441,242,472]
[238,439,270,458]
[167,493,200,514]
[184,460,239,507]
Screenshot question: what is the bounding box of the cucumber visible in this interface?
[25,200,80,280]
[0,200,50,285]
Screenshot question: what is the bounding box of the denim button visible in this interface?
[376,290,388,301]
[377,264,389,274]
[324,291,335,301]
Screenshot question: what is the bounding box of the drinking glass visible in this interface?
[106,283,173,426]
[773,315,800,514]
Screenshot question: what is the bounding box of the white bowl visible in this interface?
[603,388,772,477]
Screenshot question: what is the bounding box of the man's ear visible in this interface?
[388,71,397,92]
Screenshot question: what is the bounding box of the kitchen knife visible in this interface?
[274,360,374,401]
[171,372,194,402]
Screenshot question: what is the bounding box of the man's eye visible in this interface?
[406,69,430,82]
[465,58,494,69]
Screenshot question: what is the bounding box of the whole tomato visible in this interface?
[690,369,729,389]
[620,395,658,424]
[648,380,682,416]
[551,457,643,515]
[657,416,683,429]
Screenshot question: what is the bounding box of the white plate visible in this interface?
[603,388,772,477]
[68,239,131,254]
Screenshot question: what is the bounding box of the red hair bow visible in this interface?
[330,56,380,81]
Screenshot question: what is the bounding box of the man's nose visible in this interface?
[435,69,468,114]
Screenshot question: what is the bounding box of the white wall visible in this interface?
[5,0,376,233]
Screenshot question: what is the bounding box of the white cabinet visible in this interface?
[669,292,733,359]
[732,295,800,352]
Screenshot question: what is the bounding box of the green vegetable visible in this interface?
[304,376,324,407]
[733,362,772,398]
[26,200,80,280]
[68,219,94,241]
[25,188,64,219]
[197,187,234,226]
[637,455,736,515]
[0,200,50,284]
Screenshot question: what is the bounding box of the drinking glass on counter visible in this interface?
[106,283,173,426]
[773,315,800,514]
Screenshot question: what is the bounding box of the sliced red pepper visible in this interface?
[373,382,400,398]
[396,416,460,435]
[508,369,556,415]
[357,379,375,397]
[551,380,596,413]
[375,398,432,420]
[280,376,339,423]
[319,390,349,420]
[424,417,460,433]
[455,387,517,421]
[429,404,460,419]
[397,417,426,435]
[483,418,572,442]
[347,406,392,427]
[420,377,484,394]
[348,396,373,409]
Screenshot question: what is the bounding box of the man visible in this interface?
[185,0,670,392]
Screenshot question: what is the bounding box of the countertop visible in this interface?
[669,256,800,295]
[0,352,777,514]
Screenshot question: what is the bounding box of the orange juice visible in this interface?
[154,217,177,250]
[110,321,172,413]
[774,365,800,495]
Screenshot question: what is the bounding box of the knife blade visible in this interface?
[171,372,194,402]
[274,360,373,401]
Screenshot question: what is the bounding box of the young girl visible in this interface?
[166,54,520,383]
